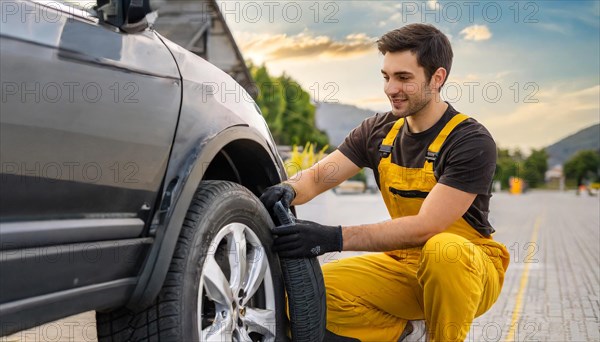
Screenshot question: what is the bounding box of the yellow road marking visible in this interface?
[505,215,542,342]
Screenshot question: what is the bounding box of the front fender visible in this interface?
[128,34,285,309]
[127,126,285,309]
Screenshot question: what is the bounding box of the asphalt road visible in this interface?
[3,190,599,341]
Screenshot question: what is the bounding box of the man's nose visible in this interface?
[385,80,401,96]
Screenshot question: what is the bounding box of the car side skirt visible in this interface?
[0,238,152,336]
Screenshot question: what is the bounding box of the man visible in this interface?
[260,23,510,342]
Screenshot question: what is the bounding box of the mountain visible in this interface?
[315,102,379,147]
[546,124,600,167]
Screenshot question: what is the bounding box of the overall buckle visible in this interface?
[425,151,438,163]
[379,145,393,158]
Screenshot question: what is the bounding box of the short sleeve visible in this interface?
[337,116,378,169]
[437,131,497,195]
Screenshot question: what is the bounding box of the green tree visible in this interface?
[249,64,329,149]
[278,74,328,147]
[250,64,286,141]
[564,150,600,185]
[494,148,521,189]
[522,149,548,188]
[494,148,551,189]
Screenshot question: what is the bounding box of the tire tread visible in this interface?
[97,181,250,341]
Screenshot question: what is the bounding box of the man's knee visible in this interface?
[322,261,349,295]
[322,260,363,312]
[419,232,473,273]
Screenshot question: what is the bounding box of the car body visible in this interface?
[0,0,287,337]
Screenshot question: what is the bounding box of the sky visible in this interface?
[216,0,600,152]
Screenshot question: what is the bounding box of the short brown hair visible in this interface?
[377,24,453,89]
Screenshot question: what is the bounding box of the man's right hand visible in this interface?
[259,183,296,212]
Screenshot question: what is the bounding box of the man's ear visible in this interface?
[430,67,447,92]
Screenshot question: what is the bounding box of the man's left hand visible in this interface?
[272,219,343,258]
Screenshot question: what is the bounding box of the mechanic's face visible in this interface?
[381,51,436,118]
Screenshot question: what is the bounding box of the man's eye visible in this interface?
[399,76,409,80]
[383,77,390,81]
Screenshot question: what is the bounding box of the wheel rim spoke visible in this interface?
[199,221,277,341]
[201,315,234,342]
[235,326,253,341]
[227,223,247,292]
[242,245,268,306]
[202,254,233,306]
[243,307,277,338]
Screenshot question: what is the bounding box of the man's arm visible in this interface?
[342,183,476,251]
[285,150,361,205]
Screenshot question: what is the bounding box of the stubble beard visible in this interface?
[390,80,436,118]
[391,95,431,119]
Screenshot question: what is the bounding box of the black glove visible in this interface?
[272,219,343,258]
[259,183,296,212]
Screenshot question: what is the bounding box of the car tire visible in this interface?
[97,180,291,341]
[279,253,326,342]
[270,203,326,342]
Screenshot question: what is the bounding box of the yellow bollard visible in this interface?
[509,177,523,195]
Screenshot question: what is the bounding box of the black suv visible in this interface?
[0,0,290,340]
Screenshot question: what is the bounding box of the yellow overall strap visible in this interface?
[425,113,469,170]
[379,118,405,158]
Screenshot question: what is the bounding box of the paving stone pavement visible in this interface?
[2,190,598,341]
[465,191,600,342]
[301,190,600,342]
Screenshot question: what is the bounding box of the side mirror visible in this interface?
[96,0,153,33]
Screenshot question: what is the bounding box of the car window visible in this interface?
[30,0,98,21]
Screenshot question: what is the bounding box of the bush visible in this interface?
[284,143,328,176]
[349,169,366,183]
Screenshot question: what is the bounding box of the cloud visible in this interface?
[450,74,481,83]
[426,0,439,10]
[378,12,403,28]
[486,85,600,148]
[451,71,515,84]
[546,5,600,29]
[536,23,568,34]
[234,31,377,62]
[460,25,492,41]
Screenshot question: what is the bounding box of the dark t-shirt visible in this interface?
[338,103,497,236]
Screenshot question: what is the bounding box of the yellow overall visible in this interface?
[323,114,510,341]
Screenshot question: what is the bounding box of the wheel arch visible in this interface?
[202,138,283,198]
[127,126,286,309]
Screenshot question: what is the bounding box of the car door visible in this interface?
[0,0,181,323]
[0,0,181,226]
